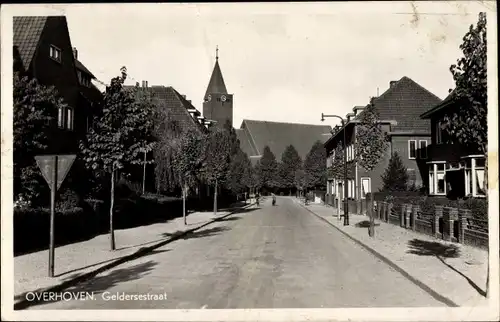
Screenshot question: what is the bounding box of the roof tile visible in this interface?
[13,16,48,71]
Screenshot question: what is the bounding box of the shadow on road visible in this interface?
[355,220,380,228]
[406,238,486,297]
[15,252,165,310]
[161,226,230,240]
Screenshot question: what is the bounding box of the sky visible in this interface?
[3,2,495,128]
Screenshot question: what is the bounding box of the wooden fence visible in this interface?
[368,201,489,249]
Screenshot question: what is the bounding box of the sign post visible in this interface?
[35,154,76,277]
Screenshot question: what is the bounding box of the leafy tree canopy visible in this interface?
[355,98,389,172]
[256,146,279,189]
[13,73,66,203]
[441,12,487,154]
[279,145,302,189]
[80,67,156,175]
[304,140,327,190]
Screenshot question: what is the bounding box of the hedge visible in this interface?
[14,194,184,256]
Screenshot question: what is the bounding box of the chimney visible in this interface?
[72,47,78,60]
[182,95,186,99]
[389,81,397,88]
[145,81,148,88]
[141,81,145,88]
[188,100,192,104]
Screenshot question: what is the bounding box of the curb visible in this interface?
[299,202,459,308]
[14,202,254,310]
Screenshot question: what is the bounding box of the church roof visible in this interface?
[237,119,332,162]
[204,59,228,98]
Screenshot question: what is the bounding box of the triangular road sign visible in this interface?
[35,155,77,191]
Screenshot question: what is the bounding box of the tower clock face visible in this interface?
[207,94,212,101]
[221,95,227,102]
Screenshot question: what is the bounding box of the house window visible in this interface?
[463,156,486,197]
[428,162,446,195]
[361,177,371,199]
[58,106,64,128]
[66,107,74,130]
[409,140,417,159]
[49,45,61,63]
[436,164,446,194]
[419,140,428,159]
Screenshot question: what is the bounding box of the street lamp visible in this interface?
[321,113,349,226]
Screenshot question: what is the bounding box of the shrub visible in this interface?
[381,152,409,191]
[56,188,82,211]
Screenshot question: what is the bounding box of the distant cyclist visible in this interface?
[272,193,276,206]
[255,192,260,206]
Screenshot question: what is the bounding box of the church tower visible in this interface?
[203,46,233,128]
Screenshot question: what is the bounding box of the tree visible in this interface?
[304,140,327,191]
[439,12,489,298]
[153,108,183,194]
[355,98,389,172]
[13,73,66,205]
[228,148,253,199]
[202,126,232,215]
[256,146,279,192]
[381,152,409,192]
[174,129,207,224]
[441,12,487,155]
[294,167,306,196]
[80,67,155,250]
[279,145,302,195]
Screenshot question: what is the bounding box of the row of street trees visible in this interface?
[254,142,327,194]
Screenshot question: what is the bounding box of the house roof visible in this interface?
[125,85,206,134]
[237,119,332,161]
[420,89,459,119]
[365,76,442,132]
[75,59,95,78]
[204,58,228,98]
[325,76,442,147]
[13,16,48,71]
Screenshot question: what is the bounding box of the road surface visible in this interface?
[27,197,446,309]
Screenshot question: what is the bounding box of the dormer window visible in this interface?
[49,45,61,63]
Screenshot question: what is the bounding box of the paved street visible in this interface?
[28,197,446,309]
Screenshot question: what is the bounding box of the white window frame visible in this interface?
[419,140,428,159]
[360,177,371,199]
[428,161,446,196]
[462,155,486,198]
[66,107,74,130]
[49,45,62,63]
[58,106,64,128]
[408,140,417,159]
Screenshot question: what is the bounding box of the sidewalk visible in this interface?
[14,203,252,305]
[299,200,489,307]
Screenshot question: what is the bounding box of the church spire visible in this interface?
[204,46,227,98]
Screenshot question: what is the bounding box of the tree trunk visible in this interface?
[214,179,218,216]
[110,169,116,251]
[183,184,187,225]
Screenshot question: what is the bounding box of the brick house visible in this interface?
[13,16,102,154]
[324,76,443,211]
[420,92,486,199]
